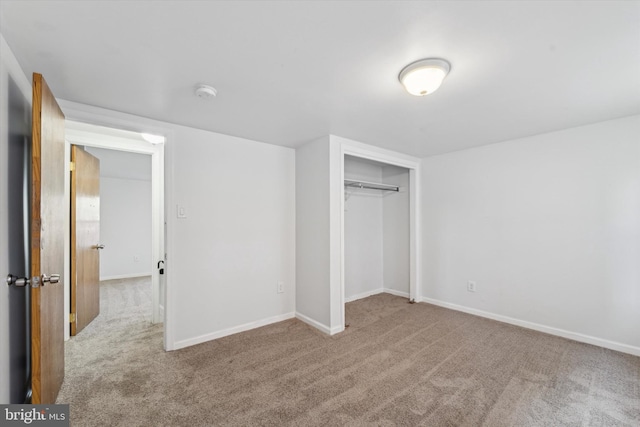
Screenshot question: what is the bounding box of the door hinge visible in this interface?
[69,161,75,172]
[69,313,76,323]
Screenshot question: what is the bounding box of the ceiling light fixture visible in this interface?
[195,84,217,99]
[398,58,451,96]
[141,133,165,145]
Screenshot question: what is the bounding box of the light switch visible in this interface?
[177,205,187,219]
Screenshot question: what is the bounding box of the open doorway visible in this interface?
[82,146,153,329]
[343,155,411,303]
[338,144,421,332]
[63,121,165,343]
[83,147,152,282]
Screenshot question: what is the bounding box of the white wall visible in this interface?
[344,156,384,300]
[382,165,410,295]
[56,99,297,351]
[171,125,296,348]
[421,114,640,354]
[0,33,32,403]
[98,177,151,279]
[295,136,332,330]
[85,147,152,280]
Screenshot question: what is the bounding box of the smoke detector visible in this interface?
[195,84,217,99]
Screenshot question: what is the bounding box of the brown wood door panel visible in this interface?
[71,146,101,335]
[31,73,65,404]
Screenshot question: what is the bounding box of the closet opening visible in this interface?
[342,154,414,327]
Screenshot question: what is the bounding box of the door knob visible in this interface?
[6,274,29,287]
[94,244,105,250]
[7,273,60,287]
[41,274,60,285]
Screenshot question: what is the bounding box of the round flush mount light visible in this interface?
[398,58,451,96]
[195,84,217,99]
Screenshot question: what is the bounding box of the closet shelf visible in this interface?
[344,179,399,192]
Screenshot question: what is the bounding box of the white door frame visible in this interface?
[60,104,169,347]
[337,137,421,333]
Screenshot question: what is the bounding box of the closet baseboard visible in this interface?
[383,289,410,299]
[345,288,410,303]
[345,288,384,303]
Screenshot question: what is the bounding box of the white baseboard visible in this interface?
[173,312,295,350]
[345,288,384,303]
[421,297,640,357]
[100,272,152,281]
[329,324,345,335]
[295,312,335,335]
[345,288,410,303]
[384,288,410,299]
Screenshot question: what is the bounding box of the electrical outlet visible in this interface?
[277,281,284,294]
[467,281,477,292]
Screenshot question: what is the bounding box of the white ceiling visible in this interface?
[1,1,639,157]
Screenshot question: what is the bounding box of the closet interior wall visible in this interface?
[344,155,410,301]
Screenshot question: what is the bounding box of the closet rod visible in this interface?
[344,179,399,192]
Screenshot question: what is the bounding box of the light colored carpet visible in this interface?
[57,278,640,426]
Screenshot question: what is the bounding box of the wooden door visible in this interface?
[31,73,65,404]
[70,146,101,335]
